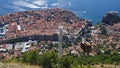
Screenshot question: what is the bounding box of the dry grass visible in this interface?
[0,62,41,68]
[84,64,120,68]
[94,64,120,68]
[0,62,120,68]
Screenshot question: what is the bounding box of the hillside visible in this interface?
[101,11,120,38]
[89,11,120,52]
[0,10,120,68]
[102,11,120,25]
[0,8,91,42]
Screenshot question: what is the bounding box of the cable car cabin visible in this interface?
[80,42,91,56]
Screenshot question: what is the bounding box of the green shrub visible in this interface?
[101,64,104,67]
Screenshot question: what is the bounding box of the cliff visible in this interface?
[102,11,120,25]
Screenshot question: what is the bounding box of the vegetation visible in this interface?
[102,12,120,25]
[18,50,120,68]
[0,62,41,68]
[100,26,107,35]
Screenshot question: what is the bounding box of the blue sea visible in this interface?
[0,0,120,24]
[68,0,120,24]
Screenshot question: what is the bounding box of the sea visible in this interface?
[68,0,120,24]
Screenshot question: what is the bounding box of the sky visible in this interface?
[0,0,120,23]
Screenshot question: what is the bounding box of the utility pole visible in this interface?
[58,26,63,58]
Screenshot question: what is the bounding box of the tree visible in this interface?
[39,51,58,68]
[100,26,107,35]
[58,56,73,68]
[22,50,39,65]
[29,50,39,65]
[40,55,52,68]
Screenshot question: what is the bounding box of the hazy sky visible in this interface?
[0,0,120,23]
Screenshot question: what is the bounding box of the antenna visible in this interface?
[58,25,63,58]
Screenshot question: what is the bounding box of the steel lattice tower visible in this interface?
[58,26,63,58]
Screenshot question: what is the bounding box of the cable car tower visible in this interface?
[58,25,63,58]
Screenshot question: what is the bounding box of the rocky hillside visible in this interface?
[102,11,120,25]
[0,8,91,42]
[90,11,120,49]
[101,11,120,36]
